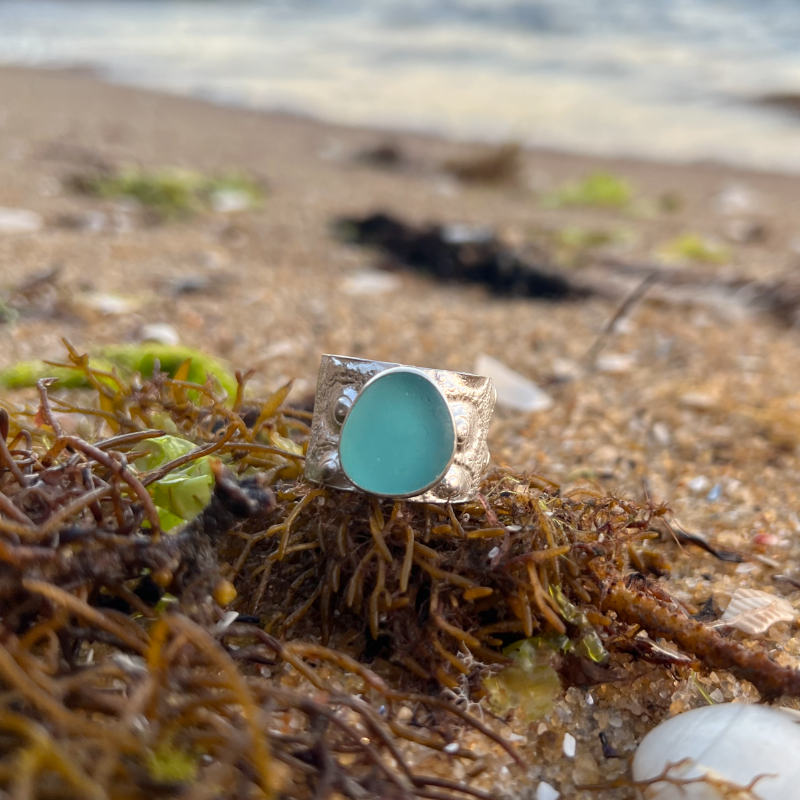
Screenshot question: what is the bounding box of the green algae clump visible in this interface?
[72,167,264,218]
[546,171,633,209]
[660,233,729,264]
[483,638,563,722]
[146,742,199,785]
[0,344,238,399]
[133,436,214,530]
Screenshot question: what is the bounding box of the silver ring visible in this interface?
[304,355,496,502]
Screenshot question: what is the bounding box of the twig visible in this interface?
[583,272,658,369]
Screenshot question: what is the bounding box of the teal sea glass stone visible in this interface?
[339,369,456,496]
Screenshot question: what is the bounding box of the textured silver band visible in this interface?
[304,355,496,503]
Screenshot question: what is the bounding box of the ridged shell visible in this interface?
[719,588,796,635]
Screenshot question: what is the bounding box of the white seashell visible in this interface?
[77,292,139,316]
[718,588,796,635]
[474,354,553,413]
[139,323,180,347]
[633,703,800,800]
[341,269,401,296]
[0,207,42,234]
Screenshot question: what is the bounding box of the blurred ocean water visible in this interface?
[1,0,800,170]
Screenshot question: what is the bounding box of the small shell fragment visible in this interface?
[595,352,635,374]
[634,703,800,799]
[536,782,560,800]
[474,353,553,413]
[719,587,796,635]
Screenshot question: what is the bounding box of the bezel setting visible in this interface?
[304,355,496,503]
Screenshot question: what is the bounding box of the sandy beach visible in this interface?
[2,65,800,797]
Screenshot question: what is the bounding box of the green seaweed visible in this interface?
[660,233,729,264]
[0,344,237,399]
[0,357,118,390]
[74,167,264,218]
[146,741,199,784]
[133,436,214,531]
[550,585,609,663]
[483,637,563,721]
[545,171,633,210]
[104,344,238,398]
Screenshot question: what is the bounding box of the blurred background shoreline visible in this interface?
[2,0,800,172]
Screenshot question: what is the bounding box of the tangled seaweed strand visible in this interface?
[0,341,798,800]
[0,343,526,800]
[231,475,800,703]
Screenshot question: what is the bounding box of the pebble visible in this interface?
[536,782,559,800]
[572,750,601,784]
[441,222,494,245]
[168,274,213,296]
[210,188,252,213]
[262,339,301,359]
[633,704,800,799]
[723,218,766,244]
[474,353,554,413]
[77,292,138,316]
[752,532,779,548]
[680,392,716,411]
[562,733,576,758]
[341,269,401,296]
[595,352,635,374]
[714,183,760,216]
[57,210,107,232]
[651,422,671,446]
[551,357,583,382]
[686,475,710,493]
[0,207,42,234]
[138,323,180,347]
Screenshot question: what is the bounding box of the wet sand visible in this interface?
[1,65,800,797]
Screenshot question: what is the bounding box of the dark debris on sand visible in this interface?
[336,212,591,301]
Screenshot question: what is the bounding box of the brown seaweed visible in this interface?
[335,213,589,301]
[0,342,797,800]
